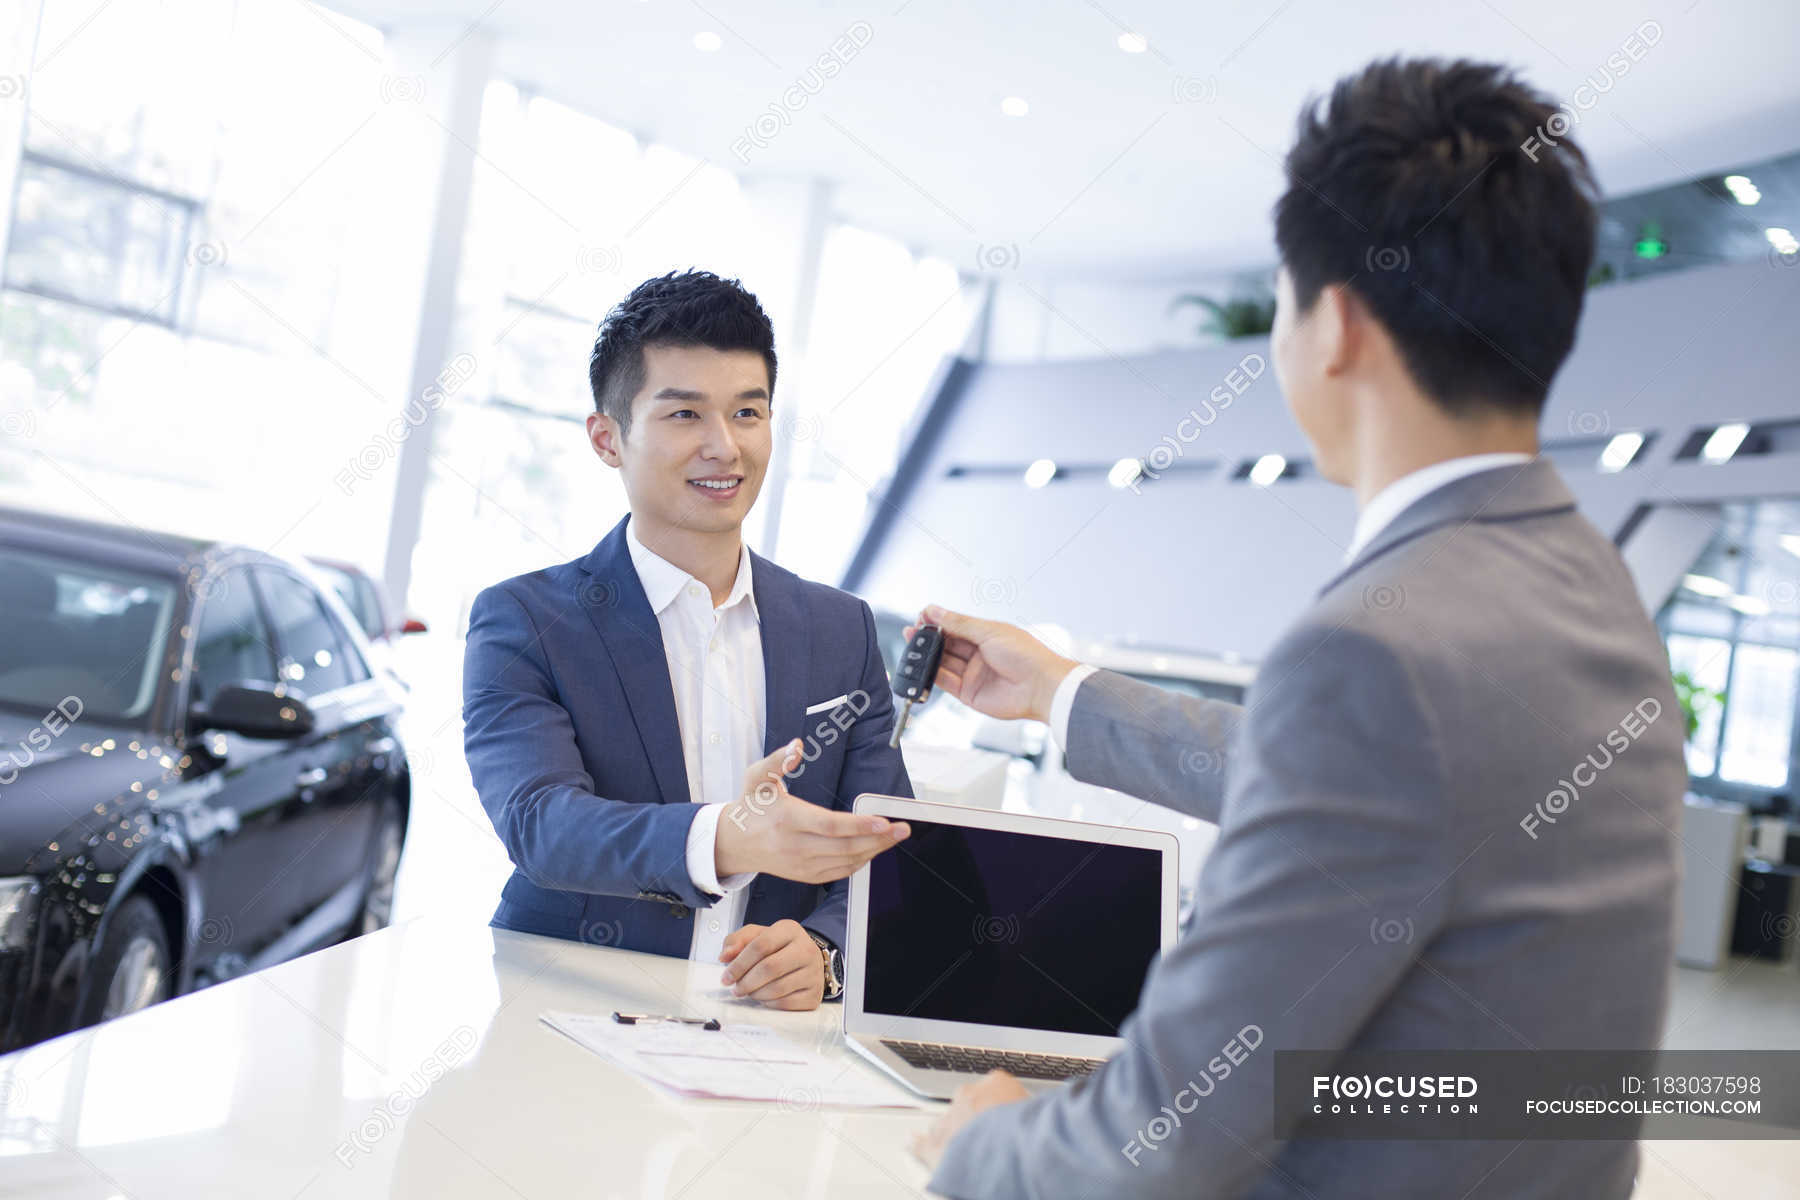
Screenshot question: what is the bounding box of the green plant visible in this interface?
[1170,293,1277,340]
[1670,669,1724,742]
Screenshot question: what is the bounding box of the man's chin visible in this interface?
[671,494,758,533]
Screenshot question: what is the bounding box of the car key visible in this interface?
[888,624,945,748]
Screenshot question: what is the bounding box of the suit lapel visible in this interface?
[576,516,691,807]
[750,551,810,756]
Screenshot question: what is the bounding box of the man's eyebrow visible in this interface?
[649,386,770,401]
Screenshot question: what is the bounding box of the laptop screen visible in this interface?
[861,818,1164,1038]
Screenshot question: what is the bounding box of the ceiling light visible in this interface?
[1598,432,1643,473]
[1723,174,1761,205]
[1766,227,1799,256]
[1023,458,1057,489]
[1000,96,1029,117]
[1117,33,1148,53]
[1248,454,1286,486]
[1700,422,1750,464]
[1728,594,1771,617]
[1108,458,1143,488]
[1681,574,1733,598]
[693,31,722,52]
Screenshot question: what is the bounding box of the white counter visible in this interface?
[0,918,938,1198]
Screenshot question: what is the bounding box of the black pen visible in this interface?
[611,1011,721,1030]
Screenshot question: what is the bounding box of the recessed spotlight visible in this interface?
[1681,573,1733,598]
[1248,454,1286,486]
[1117,33,1148,54]
[1000,96,1029,118]
[1723,174,1761,205]
[1598,432,1643,473]
[1766,227,1799,256]
[1108,458,1144,488]
[1023,458,1058,489]
[693,31,723,52]
[1700,422,1750,464]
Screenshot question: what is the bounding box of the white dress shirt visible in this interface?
[1343,452,1532,562]
[624,517,765,967]
[1048,453,1536,748]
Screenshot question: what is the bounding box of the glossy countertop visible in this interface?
[0,918,938,1198]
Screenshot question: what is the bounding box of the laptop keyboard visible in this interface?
[881,1037,1104,1082]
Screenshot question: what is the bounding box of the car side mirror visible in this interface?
[190,682,316,740]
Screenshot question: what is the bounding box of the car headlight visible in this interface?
[0,877,42,950]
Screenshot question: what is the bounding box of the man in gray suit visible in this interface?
[910,58,1687,1198]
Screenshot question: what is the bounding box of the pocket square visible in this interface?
[804,693,852,715]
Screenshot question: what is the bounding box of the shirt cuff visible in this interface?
[1049,663,1098,751]
[687,802,757,899]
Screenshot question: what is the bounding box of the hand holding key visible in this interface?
[903,605,1080,725]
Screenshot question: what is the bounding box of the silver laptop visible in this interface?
[844,794,1179,1100]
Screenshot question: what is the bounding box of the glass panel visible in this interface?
[1663,601,1736,639]
[0,545,176,725]
[190,569,277,701]
[256,568,354,696]
[1667,633,1730,778]
[1718,644,1798,788]
[774,226,971,582]
[4,157,191,321]
[24,0,234,196]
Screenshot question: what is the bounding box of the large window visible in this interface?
[774,226,972,584]
[1659,499,1800,793]
[0,0,412,574]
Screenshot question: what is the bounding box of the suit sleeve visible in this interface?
[799,599,914,958]
[462,583,712,906]
[1062,669,1244,825]
[929,628,1454,1200]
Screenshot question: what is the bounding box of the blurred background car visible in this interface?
[306,555,429,689]
[0,506,410,1051]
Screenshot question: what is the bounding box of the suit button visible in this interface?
[670,903,690,920]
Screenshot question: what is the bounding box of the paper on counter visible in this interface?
[541,1010,925,1109]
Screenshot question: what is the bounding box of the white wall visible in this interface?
[862,258,1800,660]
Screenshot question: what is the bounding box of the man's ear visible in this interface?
[1313,281,1361,379]
[587,410,625,468]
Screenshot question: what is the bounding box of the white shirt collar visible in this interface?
[1345,453,1534,562]
[625,516,758,620]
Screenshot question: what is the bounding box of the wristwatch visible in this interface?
[807,930,844,1000]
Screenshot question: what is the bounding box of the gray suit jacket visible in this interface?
[930,459,1687,1199]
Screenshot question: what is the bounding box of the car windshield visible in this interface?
[0,545,177,727]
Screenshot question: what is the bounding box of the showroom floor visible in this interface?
[385,632,1800,1199]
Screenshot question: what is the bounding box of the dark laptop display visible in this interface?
[861,818,1163,1037]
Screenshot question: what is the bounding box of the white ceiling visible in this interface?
[329,0,1800,281]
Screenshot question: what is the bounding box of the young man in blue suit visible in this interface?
[462,269,912,1011]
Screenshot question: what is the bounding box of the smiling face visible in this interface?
[587,342,772,541]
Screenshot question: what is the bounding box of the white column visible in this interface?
[0,0,45,263]
[735,175,835,558]
[375,29,495,621]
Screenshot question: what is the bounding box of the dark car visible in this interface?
[305,556,429,688]
[0,505,410,1051]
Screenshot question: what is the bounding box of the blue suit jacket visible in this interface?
[461,515,912,960]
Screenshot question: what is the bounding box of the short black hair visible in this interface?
[1274,57,1599,417]
[587,269,778,431]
